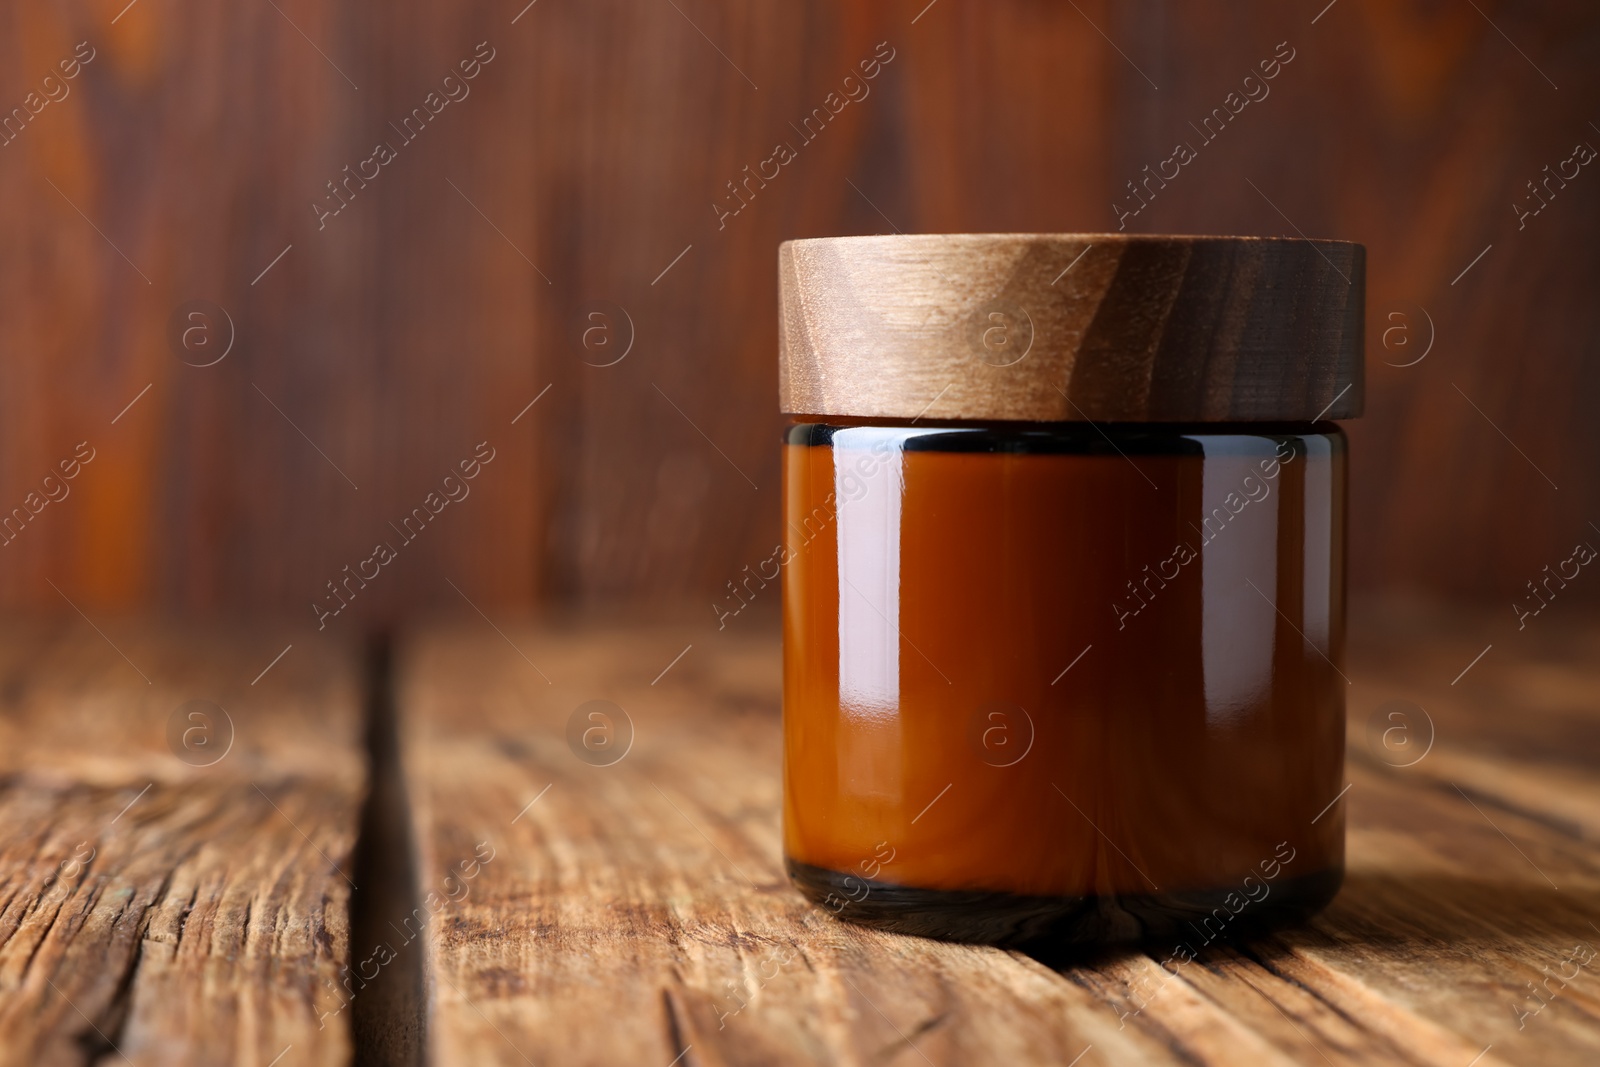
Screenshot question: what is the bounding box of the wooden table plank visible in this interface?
[396,623,1147,1065]
[399,607,1600,1066]
[0,623,364,1067]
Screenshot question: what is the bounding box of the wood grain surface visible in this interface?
[396,604,1600,1066]
[1,1,1596,615]
[778,234,1364,422]
[0,623,364,1067]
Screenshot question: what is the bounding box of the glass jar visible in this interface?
[777,234,1363,948]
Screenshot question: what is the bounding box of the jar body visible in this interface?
[781,420,1346,947]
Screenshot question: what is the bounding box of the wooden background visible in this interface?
[1,0,1597,622]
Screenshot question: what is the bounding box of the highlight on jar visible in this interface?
[776,234,1362,949]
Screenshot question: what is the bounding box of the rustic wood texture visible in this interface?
[397,604,1600,1066]
[1,0,1598,614]
[779,234,1364,421]
[0,623,365,1066]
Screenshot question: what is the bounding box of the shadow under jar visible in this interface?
[776,234,1364,950]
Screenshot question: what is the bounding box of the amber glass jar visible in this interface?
[777,234,1363,948]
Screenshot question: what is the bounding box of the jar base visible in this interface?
[786,859,1343,950]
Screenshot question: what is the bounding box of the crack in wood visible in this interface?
[350,632,425,1067]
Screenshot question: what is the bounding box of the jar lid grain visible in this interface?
[777,234,1364,422]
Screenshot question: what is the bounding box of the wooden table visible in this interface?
[2,603,1597,1066]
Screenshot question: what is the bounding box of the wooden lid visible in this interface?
[778,234,1364,422]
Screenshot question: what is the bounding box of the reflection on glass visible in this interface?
[1195,437,1279,726]
[834,428,904,718]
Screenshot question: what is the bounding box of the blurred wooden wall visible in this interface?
[1,0,1596,624]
